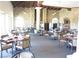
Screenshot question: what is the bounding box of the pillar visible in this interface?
[35,7,42,31]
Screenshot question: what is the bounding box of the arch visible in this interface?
[63,17,70,31]
[64,17,70,24]
[52,18,59,23]
[49,18,59,30]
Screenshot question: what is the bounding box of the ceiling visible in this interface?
[43,0,79,8]
[11,0,79,8]
[11,1,61,10]
[11,1,37,8]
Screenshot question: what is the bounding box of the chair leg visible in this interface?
[29,47,30,51]
[6,49,8,52]
[1,51,2,58]
[19,53,20,58]
[12,47,13,58]
[70,46,73,53]
[59,40,61,48]
[16,48,18,51]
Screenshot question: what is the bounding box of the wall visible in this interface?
[59,8,78,29]
[47,9,59,29]
[42,7,79,30]
[42,8,59,23]
[42,8,47,23]
[14,7,79,30]
[0,1,13,16]
[42,8,60,29]
[0,1,13,36]
[14,7,35,28]
[48,9,59,23]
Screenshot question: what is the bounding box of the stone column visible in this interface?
[35,7,42,31]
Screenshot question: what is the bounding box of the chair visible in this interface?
[13,35,31,58]
[67,38,77,53]
[0,35,13,58]
[58,32,67,48]
[15,35,30,51]
[53,31,58,40]
[13,36,34,58]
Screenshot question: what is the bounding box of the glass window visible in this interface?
[0,12,5,36]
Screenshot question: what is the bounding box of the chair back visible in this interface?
[22,37,30,49]
[1,35,9,39]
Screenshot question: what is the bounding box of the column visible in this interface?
[35,7,42,31]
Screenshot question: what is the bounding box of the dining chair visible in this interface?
[58,32,67,48]
[0,35,13,58]
[15,35,30,51]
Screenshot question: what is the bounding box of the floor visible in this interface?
[0,33,75,58]
[30,33,73,58]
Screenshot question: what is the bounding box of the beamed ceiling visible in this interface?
[11,1,37,8]
[11,1,61,10]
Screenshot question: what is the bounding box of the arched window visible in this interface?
[52,18,59,29]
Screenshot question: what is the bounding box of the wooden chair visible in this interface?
[0,35,13,58]
[15,35,30,51]
[58,32,67,48]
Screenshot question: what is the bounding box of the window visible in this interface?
[52,18,59,29]
[0,11,13,36]
[0,12,5,36]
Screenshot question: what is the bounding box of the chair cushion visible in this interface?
[1,44,12,50]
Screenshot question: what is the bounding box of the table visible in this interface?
[63,34,77,53]
[0,34,30,58]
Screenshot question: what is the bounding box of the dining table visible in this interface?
[63,33,77,47]
[1,34,30,58]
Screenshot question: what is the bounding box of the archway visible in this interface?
[51,18,59,30]
[63,17,70,31]
[64,17,70,24]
